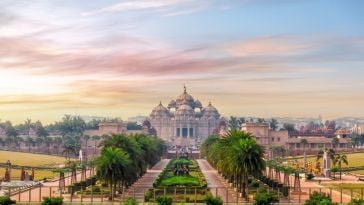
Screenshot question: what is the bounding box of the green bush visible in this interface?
[306,173,314,180]
[156,196,172,205]
[205,195,223,205]
[0,196,16,205]
[249,179,260,188]
[42,197,63,205]
[348,198,364,205]
[144,189,153,202]
[305,192,338,205]
[254,187,278,205]
[123,198,138,205]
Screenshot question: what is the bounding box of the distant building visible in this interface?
[241,122,289,148]
[352,123,364,135]
[144,86,225,146]
[287,136,351,155]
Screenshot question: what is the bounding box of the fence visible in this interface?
[1,185,363,204]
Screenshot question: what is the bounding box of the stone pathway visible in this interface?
[197,159,244,203]
[119,159,171,202]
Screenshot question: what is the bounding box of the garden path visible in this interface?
[118,159,171,202]
[197,159,244,203]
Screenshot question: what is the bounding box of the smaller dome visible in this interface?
[151,101,170,116]
[142,119,151,128]
[175,104,195,116]
[202,102,220,118]
[195,99,202,108]
[168,100,176,108]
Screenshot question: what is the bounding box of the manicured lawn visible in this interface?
[160,175,200,186]
[293,152,364,168]
[0,168,58,181]
[0,150,66,167]
[321,183,364,198]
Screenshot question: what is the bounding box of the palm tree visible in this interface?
[202,130,265,200]
[95,147,131,200]
[25,137,34,152]
[62,144,78,162]
[53,137,63,155]
[335,154,348,179]
[82,135,90,161]
[91,135,100,155]
[24,118,32,139]
[332,136,339,150]
[300,138,308,165]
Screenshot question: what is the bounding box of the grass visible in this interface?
[0,150,66,167]
[321,183,364,198]
[0,168,58,181]
[0,150,68,181]
[160,175,200,187]
[293,152,364,168]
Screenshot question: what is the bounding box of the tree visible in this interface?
[62,144,78,162]
[82,135,90,161]
[25,137,34,152]
[335,154,348,179]
[304,191,338,205]
[283,123,295,133]
[332,136,339,150]
[95,147,131,200]
[257,118,265,123]
[126,122,142,130]
[228,116,239,130]
[269,118,279,131]
[351,133,360,148]
[202,130,265,200]
[91,135,101,155]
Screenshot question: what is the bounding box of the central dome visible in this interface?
[176,86,195,108]
[175,104,195,116]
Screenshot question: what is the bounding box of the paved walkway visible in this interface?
[197,159,243,203]
[119,159,171,202]
[10,169,94,202]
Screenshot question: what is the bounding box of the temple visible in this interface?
[143,86,226,146]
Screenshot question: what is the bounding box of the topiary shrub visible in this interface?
[205,195,223,205]
[156,196,172,205]
[304,192,338,205]
[42,197,63,205]
[144,189,153,202]
[0,196,16,205]
[306,173,314,180]
[253,187,278,205]
[123,197,138,205]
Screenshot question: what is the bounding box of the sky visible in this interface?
[0,0,364,124]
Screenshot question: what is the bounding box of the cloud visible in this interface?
[81,0,203,16]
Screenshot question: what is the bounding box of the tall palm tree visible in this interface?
[82,135,90,161]
[95,147,131,200]
[300,138,308,165]
[91,135,100,155]
[202,130,265,200]
[25,137,34,152]
[335,154,348,179]
[62,144,78,162]
[332,136,340,150]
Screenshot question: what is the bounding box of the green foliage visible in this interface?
[160,175,200,186]
[205,195,223,205]
[41,197,63,205]
[253,187,278,205]
[306,173,314,180]
[304,192,338,205]
[123,198,138,205]
[348,198,364,205]
[156,196,173,205]
[0,196,16,205]
[127,122,142,130]
[144,189,153,202]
